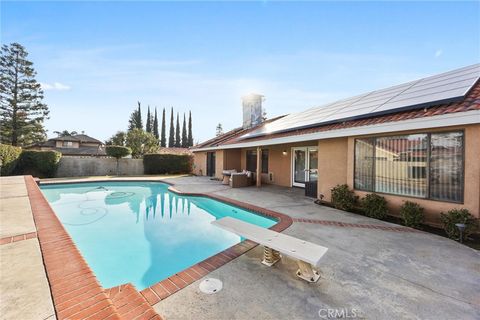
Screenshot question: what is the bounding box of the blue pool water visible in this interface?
[41,181,276,290]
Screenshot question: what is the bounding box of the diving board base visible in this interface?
[296,260,320,283]
[261,246,281,267]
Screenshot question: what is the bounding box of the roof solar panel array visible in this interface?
[241,63,480,139]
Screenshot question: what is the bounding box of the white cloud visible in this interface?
[434,49,443,58]
[41,82,71,91]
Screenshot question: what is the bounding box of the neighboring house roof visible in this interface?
[54,146,106,156]
[193,65,480,151]
[157,147,193,155]
[50,134,103,144]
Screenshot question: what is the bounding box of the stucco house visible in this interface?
[26,134,106,156]
[192,64,480,226]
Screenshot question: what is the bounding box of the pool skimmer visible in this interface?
[199,278,222,294]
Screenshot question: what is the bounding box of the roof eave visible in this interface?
[190,109,480,152]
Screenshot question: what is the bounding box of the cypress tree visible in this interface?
[175,112,181,147]
[145,106,152,133]
[128,102,143,131]
[168,107,175,147]
[153,108,159,139]
[187,111,193,146]
[0,43,49,146]
[181,113,188,147]
[160,108,166,147]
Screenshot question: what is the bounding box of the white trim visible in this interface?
[191,110,480,152]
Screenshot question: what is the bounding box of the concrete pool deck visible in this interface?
[1,175,479,319]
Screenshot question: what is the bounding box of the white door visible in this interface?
[292,147,318,187]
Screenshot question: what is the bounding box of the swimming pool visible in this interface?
[41,181,276,290]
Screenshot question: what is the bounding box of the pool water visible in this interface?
[41,181,276,290]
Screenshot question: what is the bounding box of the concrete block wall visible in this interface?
[55,157,144,177]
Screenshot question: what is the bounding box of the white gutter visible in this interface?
[191,110,480,152]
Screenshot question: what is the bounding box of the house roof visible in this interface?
[193,66,480,151]
[51,134,103,144]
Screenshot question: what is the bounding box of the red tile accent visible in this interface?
[0,232,38,245]
[292,217,421,233]
[106,284,162,320]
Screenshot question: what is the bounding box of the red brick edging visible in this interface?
[0,232,37,245]
[293,218,421,233]
[24,176,123,320]
[137,185,293,305]
[31,178,293,309]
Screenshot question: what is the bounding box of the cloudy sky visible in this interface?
[1,1,479,143]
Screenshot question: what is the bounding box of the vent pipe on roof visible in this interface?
[242,93,264,129]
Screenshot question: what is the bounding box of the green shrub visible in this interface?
[400,201,424,228]
[361,193,388,219]
[16,150,61,178]
[0,144,22,175]
[331,184,357,211]
[440,208,478,240]
[106,145,131,159]
[143,153,192,174]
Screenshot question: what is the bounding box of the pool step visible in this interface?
[106,284,162,320]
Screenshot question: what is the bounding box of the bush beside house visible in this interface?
[144,153,192,174]
[361,193,388,219]
[440,209,478,240]
[15,150,61,178]
[0,144,22,175]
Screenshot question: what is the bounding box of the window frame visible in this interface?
[261,149,269,174]
[353,130,465,204]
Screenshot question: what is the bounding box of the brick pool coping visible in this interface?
[34,178,293,308]
[25,176,122,320]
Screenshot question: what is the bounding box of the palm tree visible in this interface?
[53,130,78,137]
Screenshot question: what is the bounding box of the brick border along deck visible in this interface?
[25,176,123,320]
[34,178,293,308]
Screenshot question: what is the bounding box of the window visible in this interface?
[246,149,269,173]
[62,141,74,148]
[354,131,464,203]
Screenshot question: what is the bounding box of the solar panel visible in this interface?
[241,64,480,139]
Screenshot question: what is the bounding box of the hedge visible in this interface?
[15,150,61,178]
[106,145,131,159]
[0,144,22,176]
[144,153,192,174]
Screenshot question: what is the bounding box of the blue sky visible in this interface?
[2,1,479,143]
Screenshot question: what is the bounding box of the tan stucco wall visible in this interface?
[193,152,206,176]
[317,138,349,201]
[223,149,242,171]
[214,150,224,179]
[346,124,480,225]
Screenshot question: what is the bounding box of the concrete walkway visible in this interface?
[0,176,56,320]
[154,176,480,320]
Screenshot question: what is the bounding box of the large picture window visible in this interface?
[354,131,464,203]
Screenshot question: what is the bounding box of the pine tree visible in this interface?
[175,112,181,147]
[160,108,166,147]
[0,43,49,146]
[153,108,159,139]
[181,113,188,148]
[187,111,193,147]
[216,123,223,136]
[128,102,143,131]
[168,107,174,147]
[145,106,152,133]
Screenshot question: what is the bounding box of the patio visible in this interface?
[156,176,480,320]
[0,175,479,320]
